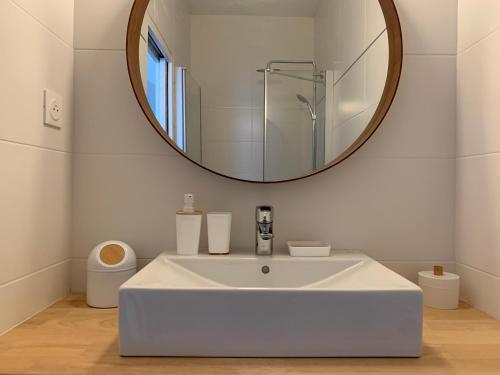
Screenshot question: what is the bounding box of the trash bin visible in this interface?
[87,240,136,308]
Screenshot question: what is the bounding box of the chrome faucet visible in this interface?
[256,206,273,255]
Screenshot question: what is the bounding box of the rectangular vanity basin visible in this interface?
[119,252,423,357]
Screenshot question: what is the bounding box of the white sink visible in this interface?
[119,251,423,357]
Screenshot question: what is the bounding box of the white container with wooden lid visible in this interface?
[176,194,202,255]
[418,266,459,310]
[87,241,137,308]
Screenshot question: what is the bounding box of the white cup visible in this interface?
[207,212,232,255]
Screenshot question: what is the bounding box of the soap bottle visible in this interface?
[176,194,202,255]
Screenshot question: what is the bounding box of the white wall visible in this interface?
[139,0,191,144]
[152,0,191,68]
[315,0,385,75]
[71,0,457,291]
[315,0,388,162]
[191,15,315,181]
[0,0,73,334]
[140,1,191,85]
[455,0,500,319]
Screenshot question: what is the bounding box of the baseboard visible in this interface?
[71,257,152,293]
[69,257,499,320]
[3,258,496,335]
[456,262,500,319]
[0,260,71,335]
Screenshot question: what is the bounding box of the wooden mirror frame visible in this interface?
[126,0,403,184]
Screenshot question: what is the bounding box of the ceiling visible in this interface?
[188,0,321,17]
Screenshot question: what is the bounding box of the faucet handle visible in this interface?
[256,206,274,256]
[256,205,273,223]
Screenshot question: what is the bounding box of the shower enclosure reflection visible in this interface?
[258,61,325,181]
[137,0,389,182]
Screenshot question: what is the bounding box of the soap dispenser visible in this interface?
[176,194,202,255]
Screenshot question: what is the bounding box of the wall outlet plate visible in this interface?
[44,89,63,128]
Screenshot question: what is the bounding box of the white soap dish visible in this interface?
[287,241,331,257]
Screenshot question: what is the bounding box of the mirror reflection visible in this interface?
[139,0,389,181]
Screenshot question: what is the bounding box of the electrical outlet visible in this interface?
[44,89,63,128]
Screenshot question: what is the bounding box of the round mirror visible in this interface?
[127,0,402,183]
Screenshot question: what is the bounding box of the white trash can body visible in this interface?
[87,241,136,308]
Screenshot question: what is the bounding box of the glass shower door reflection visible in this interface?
[264,69,324,181]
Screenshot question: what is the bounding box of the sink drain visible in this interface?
[261,265,270,274]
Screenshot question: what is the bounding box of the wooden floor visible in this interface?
[0,295,499,375]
